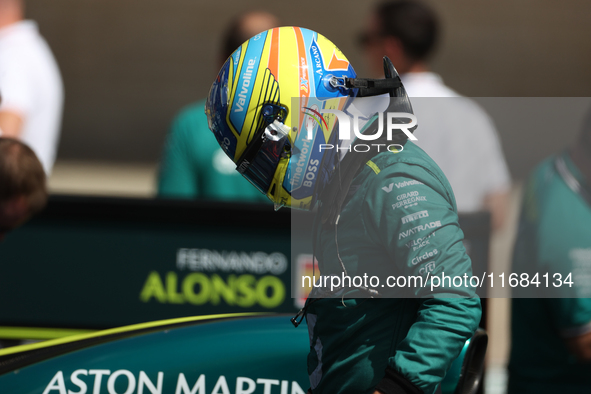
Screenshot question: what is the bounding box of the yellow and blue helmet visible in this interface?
[205,26,408,210]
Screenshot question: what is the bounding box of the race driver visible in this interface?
[204,26,481,394]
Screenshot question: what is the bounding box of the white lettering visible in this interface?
[411,249,439,265]
[397,191,419,201]
[175,374,205,394]
[398,221,442,240]
[236,377,256,394]
[401,210,429,224]
[212,376,230,394]
[280,381,289,394]
[138,371,162,394]
[44,371,67,394]
[256,379,280,394]
[318,143,404,154]
[69,370,88,394]
[107,370,135,394]
[391,196,427,210]
[234,58,257,113]
[177,249,288,275]
[405,232,437,251]
[89,370,110,394]
[318,110,416,141]
[395,180,423,189]
[312,43,323,76]
[419,261,436,275]
[291,381,306,394]
[292,138,312,186]
[387,113,418,140]
[355,112,383,141]
[46,371,304,394]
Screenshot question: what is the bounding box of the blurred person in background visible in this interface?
[0,137,46,348]
[360,0,511,230]
[157,11,279,201]
[0,137,47,242]
[0,0,64,175]
[508,112,591,394]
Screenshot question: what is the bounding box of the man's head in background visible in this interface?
[360,0,438,76]
[218,11,280,67]
[0,138,47,241]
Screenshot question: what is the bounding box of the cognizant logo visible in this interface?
[302,108,417,153]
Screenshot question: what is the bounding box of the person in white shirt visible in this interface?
[360,0,511,230]
[0,0,64,175]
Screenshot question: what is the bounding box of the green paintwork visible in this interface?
[0,314,467,394]
[0,315,310,394]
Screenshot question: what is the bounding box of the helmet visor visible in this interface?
[237,117,290,198]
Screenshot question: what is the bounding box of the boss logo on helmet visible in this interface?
[291,137,313,188]
[303,159,320,188]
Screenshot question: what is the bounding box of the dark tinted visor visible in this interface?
[236,104,290,195]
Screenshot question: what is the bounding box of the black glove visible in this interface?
[374,367,423,394]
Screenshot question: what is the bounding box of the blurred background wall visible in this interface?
[26,0,591,178]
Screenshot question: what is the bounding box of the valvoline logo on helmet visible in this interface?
[233,57,257,114]
[229,29,268,135]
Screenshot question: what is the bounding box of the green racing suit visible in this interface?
[305,141,481,394]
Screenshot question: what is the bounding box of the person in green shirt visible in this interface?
[157,11,278,201]
[158,98,270,202]
[509,116,591,394]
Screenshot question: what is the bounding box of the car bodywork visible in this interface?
[0,314,485,394]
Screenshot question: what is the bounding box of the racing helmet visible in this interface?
[206,26,411,210]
